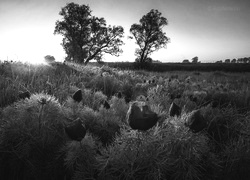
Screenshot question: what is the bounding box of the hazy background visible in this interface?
[0,0,250,63]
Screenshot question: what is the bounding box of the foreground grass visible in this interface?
[0,61,250,180]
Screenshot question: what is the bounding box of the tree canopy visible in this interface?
[192,56,199,63]
[129,9,170,65]
[44,55,55,64]
[54,2,124,64]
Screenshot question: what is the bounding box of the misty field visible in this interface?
[0,61,250,180]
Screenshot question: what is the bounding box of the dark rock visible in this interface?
[102,100,110,109]
[126,102,159,131]
[185,109,207,133]
[72,89,82,102]
[169,94,175,100]
[18,91,31,99]
[189,95,198,103]
[117,92,122,98]
[65,118,86,141]
[175,94,182,99]
[169,102,181,117]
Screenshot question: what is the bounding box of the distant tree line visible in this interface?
[182,56,200,64]
[107,62,250,72]
[215,57,250,64]
[182,57,250,64]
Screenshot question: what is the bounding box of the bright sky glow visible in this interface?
[0,0,250,64]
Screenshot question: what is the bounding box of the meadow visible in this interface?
[0,60,250,180]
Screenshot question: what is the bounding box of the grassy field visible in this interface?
[0,60,250,180]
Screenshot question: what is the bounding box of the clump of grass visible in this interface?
[0,77,20,107]
[203,107,247,149]
[63,100,122,146]
[98,119,221,180]
[82,89,108,111]
[218,134,250,180]
[122,81,135,103]
[146,85,171,109]
[203,90,249,111]
[196,106,250,179]
[61,135,98,180]
[87,73,122,98]
[109,96,129,123]
[0,93,66,180]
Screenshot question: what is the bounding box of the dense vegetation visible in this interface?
[0,60,250,180]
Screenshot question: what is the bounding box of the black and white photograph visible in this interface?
[0,0,250,179]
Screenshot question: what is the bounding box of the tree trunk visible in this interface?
[139,40,149,64]
[140,48,146,63]
[84,48,101,65]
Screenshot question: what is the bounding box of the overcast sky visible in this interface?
[0,0,250,63]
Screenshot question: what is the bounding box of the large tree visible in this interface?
[54,2,124,64]
[129,9,170,64]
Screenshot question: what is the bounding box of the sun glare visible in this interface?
[0,26,65,65]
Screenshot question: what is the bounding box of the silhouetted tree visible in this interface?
[192,56,198,63]
[237,58,243,63]
[152,59,162,63]
[44,55,55,63]
[54,3,124,64]
[182,59,190,63]
[224,59,230,63]
[231,59,236,63]
[243,57,249,63]
[129,9,169,66]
